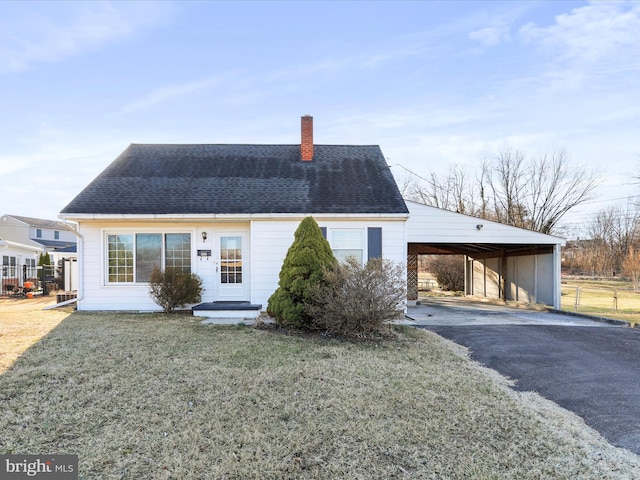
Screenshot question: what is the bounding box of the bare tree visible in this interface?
[395,171,418,199]
[581,201,640,276]
[403,164,485,216]
[528,149,600,234]
[623,246,640,292]
[403,147,600,235]
[488,148,529,228]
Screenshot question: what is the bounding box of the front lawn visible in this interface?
[1,310,639,479]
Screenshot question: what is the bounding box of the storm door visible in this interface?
[215,234,246,301]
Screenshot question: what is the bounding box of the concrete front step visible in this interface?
[192,301,262,319]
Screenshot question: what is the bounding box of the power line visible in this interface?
[392,162,640,208]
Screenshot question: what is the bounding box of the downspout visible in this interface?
[63,220,84,307]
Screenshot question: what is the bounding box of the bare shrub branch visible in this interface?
[149,267,203,313]
[306,258,406,337]
[424,255,465,292]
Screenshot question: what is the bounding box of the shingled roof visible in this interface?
[6,215,74,231]
[61,144,409,215]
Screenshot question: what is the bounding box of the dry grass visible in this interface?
[561,278,640,324]
[0,295,72,374]
[1,307,640,479]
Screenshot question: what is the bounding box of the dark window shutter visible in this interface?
[367,227,382,260]
[320,227,327,239]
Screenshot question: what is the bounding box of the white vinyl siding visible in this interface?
[251,218,406,309]
[73,217,406,312]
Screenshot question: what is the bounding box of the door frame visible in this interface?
[212,231,249,302]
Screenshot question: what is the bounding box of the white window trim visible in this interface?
[102,228,195,286]
[328,228,366,265]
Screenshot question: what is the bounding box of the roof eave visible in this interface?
[59,212,410,222]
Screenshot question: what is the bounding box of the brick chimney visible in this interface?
[301,115,313,161]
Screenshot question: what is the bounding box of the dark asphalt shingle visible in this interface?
[61,144,408,215]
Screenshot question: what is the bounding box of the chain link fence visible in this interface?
[562,284,640,315]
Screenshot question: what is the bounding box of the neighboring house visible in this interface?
[59,116,565,315]
[0,214,78,292]
[0,239,43,292]
[0,214,77,261]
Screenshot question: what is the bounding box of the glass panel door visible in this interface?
[216,234,245,300]
[220,236,242,284]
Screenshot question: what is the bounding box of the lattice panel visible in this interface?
[407,254,418,301]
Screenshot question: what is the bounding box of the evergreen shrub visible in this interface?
[267,217,337,328]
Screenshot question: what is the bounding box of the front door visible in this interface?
[215,233,246,301]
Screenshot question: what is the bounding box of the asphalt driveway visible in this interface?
[407,299,640,455]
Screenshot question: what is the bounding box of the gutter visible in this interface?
[58,212,411,221]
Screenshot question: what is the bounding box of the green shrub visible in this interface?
[38,252,51,267]
[267,217,337,328]
[38,252,52,283]
[149,267,203,313]
[306,258,406,337]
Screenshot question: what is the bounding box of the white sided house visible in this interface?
[1,239,43,293]
[59,116,565,316]
[0,214,78,270]
[59,116,409,316]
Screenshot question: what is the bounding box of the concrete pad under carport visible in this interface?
[405,297,606,327]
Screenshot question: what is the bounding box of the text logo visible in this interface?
[0,455,78,479]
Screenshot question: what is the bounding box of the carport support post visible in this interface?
[553,243,562,309]
[500,256,507,301]
[407,254,418,303]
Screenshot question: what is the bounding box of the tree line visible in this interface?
[563,200,640,288]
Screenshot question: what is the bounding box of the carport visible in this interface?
[405,201,566,309]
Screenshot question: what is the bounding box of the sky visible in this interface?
[1,0,639,237]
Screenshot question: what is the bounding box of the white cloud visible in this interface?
[508,1,640,94]
[0,1,171,73]
[519,1,640,64]
[468,25,511,47]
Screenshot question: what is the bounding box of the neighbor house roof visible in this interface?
[5,215,73,231]
[31,239,77,249]
[61,144,409,215]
